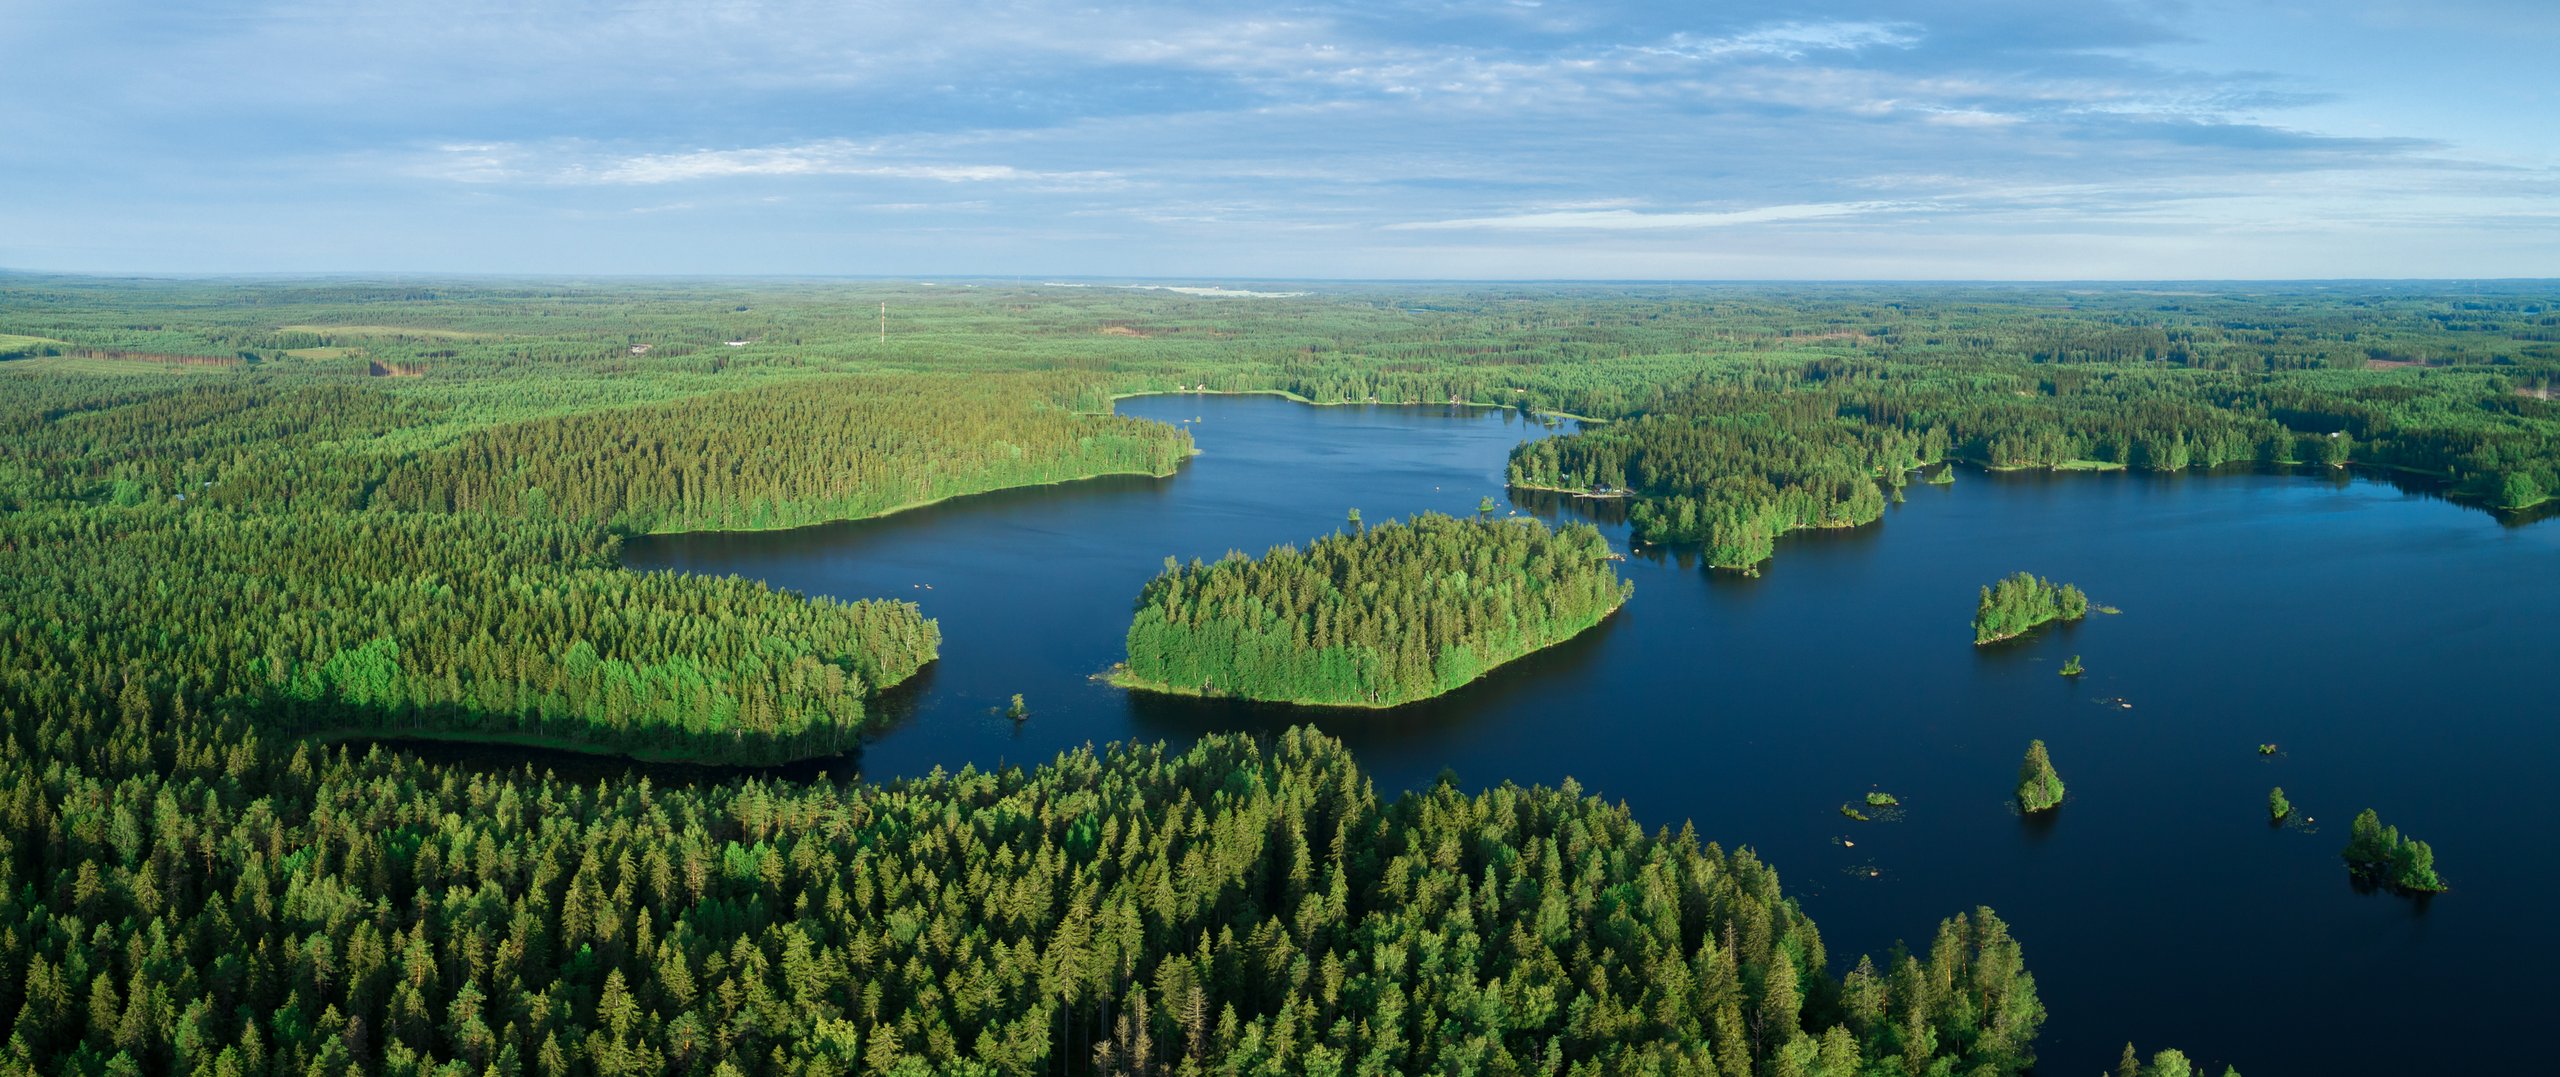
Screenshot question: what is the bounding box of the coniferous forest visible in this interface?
[0,274,2535,1074]
[0,508,936,763]
[0,709,2065,1077]
[1119,514,1631,707]
[1970,574,2091,645]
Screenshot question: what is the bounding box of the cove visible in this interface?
[625,393,2560,1077]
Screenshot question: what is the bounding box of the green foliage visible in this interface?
[1508,403,1903,568]
[7,275,2544,1075]
[0,507,934,762]
[2343,808,2449,893]
[2117,1043,2243,1077]
[2060,654,2085,676]
[1122,513,1632,706]
[1974,573,2091,644]
[0,331,66,359]
[1865,791,1900,807]
[0,685,2054,1077]
[2018,741,2067,813]
[1841,804,1871,822]
[375,375,1193,533]
[7,275,2555,548]
[2268,787,2292,822]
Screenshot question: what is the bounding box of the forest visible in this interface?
[2341,810,2448,894]
[1118,514,1631,707]
[0,507,935,764]
[0,661,2070,1077]
[0,274,2533,1073]
[1970,575,2091,645]
[374,376,1193,534]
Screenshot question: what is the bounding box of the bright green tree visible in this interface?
[2017,740,2066,813]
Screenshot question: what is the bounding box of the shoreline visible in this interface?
[1509,481,1632,499]
[298,664,939,768]
[624,457,1193,541]
[1109,590,1631,710]
[1974,613,2084,646]
[1106,387,1610,425]
[298,725,850,767]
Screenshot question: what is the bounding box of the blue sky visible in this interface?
[2,0,2554,278]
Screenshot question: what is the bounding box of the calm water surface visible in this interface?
[626,394,2560,1076]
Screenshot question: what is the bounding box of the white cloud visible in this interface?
[408,140,1120,188]
[6,0,2550,276]
[1387,201,1923,232]
[1645,21,1922,62]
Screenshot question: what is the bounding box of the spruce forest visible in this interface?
[1118,513,1631,707]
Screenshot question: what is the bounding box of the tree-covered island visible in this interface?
[1973,573,2092,644]
[1118,513,1632,707]
[2018,740,2067,813]
[2344,808,2450,893]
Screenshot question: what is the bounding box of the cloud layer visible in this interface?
[1,0,2552,277]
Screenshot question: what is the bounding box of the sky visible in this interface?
[2,0,2554,279]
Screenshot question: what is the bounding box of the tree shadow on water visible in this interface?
[1120,605,1627,761]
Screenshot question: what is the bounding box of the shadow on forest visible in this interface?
[292,669,928,786]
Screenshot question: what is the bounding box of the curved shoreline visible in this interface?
[1110,590,1631,710]
[1106,387,1610,425]
[620,456,1195,541]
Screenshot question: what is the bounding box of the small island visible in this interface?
[2017,740,2066,812]
[1973,572,2091,644]
[2268,787,2292,823]
[2343,809,2448,893]
[1117,513,1632,707]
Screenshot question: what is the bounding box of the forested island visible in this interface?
[1973,573,2091,644]
[2344,809,2450,893]
[2018,741,2067,813]
[1118,513,1631,706]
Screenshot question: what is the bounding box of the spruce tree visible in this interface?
[2017,740,2066,813]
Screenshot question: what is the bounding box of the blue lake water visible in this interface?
[625,393,2560,1076]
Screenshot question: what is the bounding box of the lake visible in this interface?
[626,392,2560,1077]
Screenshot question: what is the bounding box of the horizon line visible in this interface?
[3,268,2555,288]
